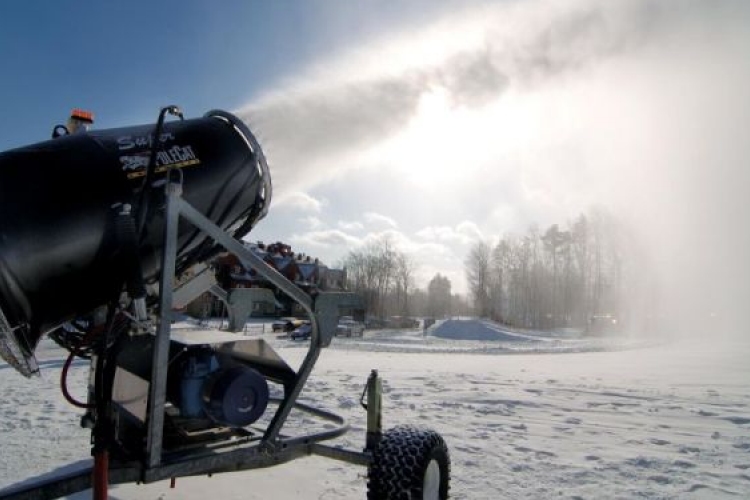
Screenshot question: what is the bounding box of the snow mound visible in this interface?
[431,319,541,342]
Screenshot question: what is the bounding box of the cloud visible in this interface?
[293,225,452,262]
[363,212,398,228]
[276,191,325,212]
[288,224,461,289]
[293,229,362,250]
[338,220,364,231]
[455,221,484,241]
[358,229,451,257]
[352,229,462,290]
[416,221,485,246]
[299,216,324,230]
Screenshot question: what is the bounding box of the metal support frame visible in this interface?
[166,187,324,447]
[145,182,182,467]
[0,182,378,500]
[145,181,326,467]
[0,399,355,500]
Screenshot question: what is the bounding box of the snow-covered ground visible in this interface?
[1,320,749,499]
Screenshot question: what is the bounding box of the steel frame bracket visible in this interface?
[313,292,363,347]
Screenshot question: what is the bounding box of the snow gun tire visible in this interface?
[367,425,450,500]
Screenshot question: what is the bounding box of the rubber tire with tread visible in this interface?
[368,425,450,499]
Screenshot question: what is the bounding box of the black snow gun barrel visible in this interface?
[0,109,271,376]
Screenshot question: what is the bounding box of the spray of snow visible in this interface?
[235,0,750,342]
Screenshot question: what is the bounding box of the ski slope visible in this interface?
[1,320,748,499]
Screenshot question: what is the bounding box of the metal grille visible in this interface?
[0,306,38,377]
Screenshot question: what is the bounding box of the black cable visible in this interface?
[136,105,184,241]
[92,301,127,455]
[115,204,147,303]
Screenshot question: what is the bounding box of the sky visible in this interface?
[1,0,749,332]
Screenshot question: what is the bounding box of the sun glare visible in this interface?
[366,86,539,191]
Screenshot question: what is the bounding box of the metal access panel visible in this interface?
[112,367,150,424]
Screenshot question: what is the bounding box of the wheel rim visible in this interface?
[423,459,441,499]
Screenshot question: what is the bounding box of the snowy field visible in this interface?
[1,320,749,499]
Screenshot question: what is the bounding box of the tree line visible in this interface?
[341,238,469,320]
[340,208,651,330]
[465,209,651,330]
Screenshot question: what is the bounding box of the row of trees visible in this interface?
[341,239,468,320]
[340,208,650,330]
[465,209,649,329]
[342,238,413,318]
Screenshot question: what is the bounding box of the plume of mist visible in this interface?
[235,0,750,340]
[235,0,659,198]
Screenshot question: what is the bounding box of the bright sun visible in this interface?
[367,87,535,191]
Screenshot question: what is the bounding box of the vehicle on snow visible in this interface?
[290,322,313,340]
[272,316,305,333]
[337,317,365,337]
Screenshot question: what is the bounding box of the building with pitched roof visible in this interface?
[192,241,347,317]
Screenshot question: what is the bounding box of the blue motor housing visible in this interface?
[177,348,269,427]
[111,334,282,455]
[179,350,219,418]
[201,365,270,427]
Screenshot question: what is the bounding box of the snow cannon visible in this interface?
[0,106,451,500]
[0,109,271,376]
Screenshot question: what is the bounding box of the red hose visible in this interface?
[92,450,109,500]
[59,326,102,409]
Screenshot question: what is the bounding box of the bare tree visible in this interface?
[343,236,416,319]
[541,224,571,327]
[393,253,416,316]
[465,240,492,317]
[570,215,590,326]
[427,273,452,318]
[471,209,645,331]
[491,239,513,322]
[450,293,471,318]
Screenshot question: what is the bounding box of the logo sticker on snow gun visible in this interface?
[117,132,176,151]
[120,144,201,179]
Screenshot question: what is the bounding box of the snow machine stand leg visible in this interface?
[92,451,108,500]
